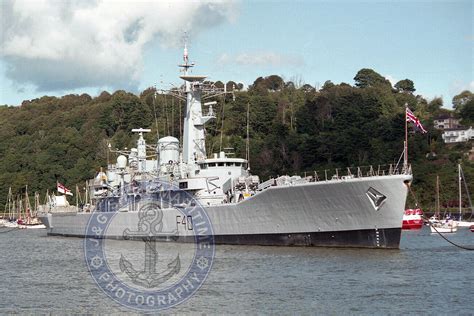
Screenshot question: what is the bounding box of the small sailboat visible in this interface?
[430,214,458,233]
[428,176,442,226]
[20,187,46,229]
[454,164,473,228]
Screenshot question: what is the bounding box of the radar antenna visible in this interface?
[179,33,194,75]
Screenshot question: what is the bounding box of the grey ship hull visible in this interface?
[40,174,410,248]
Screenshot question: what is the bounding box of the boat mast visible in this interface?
[7,187,12,219]
[246,101,250,171]
[34,192,39,218]
[436,175,440,217]
[458,164,462,221]
[85,181,89,206]
[25,185,30,224]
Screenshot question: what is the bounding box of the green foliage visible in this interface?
[0,69,472,211]
[353,68,392,89]
[452,90,473,113]
[394,79,416,93]
[427,97,443,114]
[459,98,474,124]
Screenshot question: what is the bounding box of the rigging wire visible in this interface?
[219,94,225,153]
[246,101,250,170]
[408,184,474,251]
[460,166,474,220]
[423,217,474,251]
[164,94,170,135]
[152,91,160,140]
[171,97,175,137]
[179,99,182,143]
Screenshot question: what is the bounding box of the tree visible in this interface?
[452,90,473,112]
[226,81,237,91]
[427,97,443,113]
[96,91,111,102]
[285,81,295,90]
[459,98,474,124]
[354,68,391,88]
[394,79,416,93]
[300,84,315,93]
[321,80,335,91]
[264,75,284,91]
[214,81,224,89]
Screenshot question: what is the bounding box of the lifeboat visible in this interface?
[402,208,424,230]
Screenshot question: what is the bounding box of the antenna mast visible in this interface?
[246,101,250,170]
[219,86,226,152]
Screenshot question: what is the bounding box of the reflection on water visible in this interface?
[0,226,472,314]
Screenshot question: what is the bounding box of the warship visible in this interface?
[39,44,412,248]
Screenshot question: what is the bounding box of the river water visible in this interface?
[0,226,472,314]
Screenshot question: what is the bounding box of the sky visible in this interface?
[0,0,472,107]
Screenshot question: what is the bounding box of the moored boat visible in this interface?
[430,220,458,233]
[453,164,473,228]
[402,208,423,230]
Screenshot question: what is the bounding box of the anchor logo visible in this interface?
[119,201,181,288]
[84,178,215,311]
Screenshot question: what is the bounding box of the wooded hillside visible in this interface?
[1,69,473,211]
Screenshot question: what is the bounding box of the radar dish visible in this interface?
[180,75,207,82]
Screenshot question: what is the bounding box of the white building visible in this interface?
[442,127,474,143]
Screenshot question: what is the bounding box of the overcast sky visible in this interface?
[0,0,472,107]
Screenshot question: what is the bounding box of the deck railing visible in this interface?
[258,164,411,190]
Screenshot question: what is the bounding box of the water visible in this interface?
[0,227,473,314]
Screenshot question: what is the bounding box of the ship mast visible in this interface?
[159,38,235,170]
[178,42,216,165]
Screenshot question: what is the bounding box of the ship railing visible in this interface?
[258,178,276,191]
[260,163,411,189]
[308,163,411,181]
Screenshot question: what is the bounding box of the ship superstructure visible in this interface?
[40,45,412,248]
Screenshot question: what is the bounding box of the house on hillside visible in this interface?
[442,127,474,143]
[434,114,460,130]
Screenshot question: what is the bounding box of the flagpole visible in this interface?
[404,103,408,171]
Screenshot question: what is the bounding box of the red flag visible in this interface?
[57,182,73,196]
[406,108,427,133]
